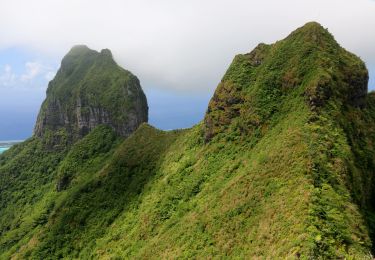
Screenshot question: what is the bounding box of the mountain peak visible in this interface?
[34,46,148,143]
[204,22,368,141]
[70,44,91,50]
[291,21,327,35]
[285,21,338,48]
[100,48,112,57]
[66,44,94,55]
[66,45,113,57]
[299,21,324,30]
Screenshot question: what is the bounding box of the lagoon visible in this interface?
[0,140,23,154]
[0,147,9,154]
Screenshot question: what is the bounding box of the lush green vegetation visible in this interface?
[0,22,374,258]
[35,45,148,141]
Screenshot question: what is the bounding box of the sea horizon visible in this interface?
[0,139,24,144]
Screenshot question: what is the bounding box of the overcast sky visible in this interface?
[0,0,374,139]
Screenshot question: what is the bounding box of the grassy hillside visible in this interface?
[0,126,121,258]
[1,22,375,258]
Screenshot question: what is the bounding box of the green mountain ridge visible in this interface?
[1,22,375,258]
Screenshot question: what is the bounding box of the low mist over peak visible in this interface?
[0,1,374,140]
[0,0,374,92]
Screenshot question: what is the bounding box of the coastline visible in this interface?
[0,140,23,154]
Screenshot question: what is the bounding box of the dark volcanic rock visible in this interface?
[34,45,148,141]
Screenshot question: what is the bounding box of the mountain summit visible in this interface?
[34,45,148,141]
[0,22,375,258]
[205,22,368,141]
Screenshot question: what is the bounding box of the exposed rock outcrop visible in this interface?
[34,45,148,142]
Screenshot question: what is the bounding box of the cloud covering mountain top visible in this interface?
[0,0,374,91]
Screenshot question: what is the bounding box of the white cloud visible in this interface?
[20,62,43,82]
[0,61,56,88]
[0,65,16,86]
[20,61,56,85]
[0,0,374,91]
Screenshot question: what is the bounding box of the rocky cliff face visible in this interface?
[34,45,148,141]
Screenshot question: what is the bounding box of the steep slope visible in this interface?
[1,22,375,259]
[0,126,121,258]
[34,45,148,141]
[0,46,148,258]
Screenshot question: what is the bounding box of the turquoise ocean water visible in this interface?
[0,140,22,154]
[0,147,9,153]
